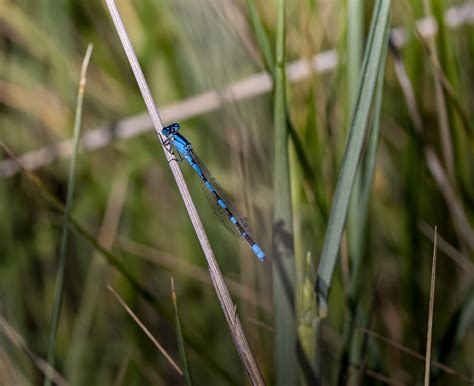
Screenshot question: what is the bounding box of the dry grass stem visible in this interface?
[107,285,183,376]
[424,227,437,386]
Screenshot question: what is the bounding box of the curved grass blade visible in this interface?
[108,285,183,376]
[315,0,391,316]
[171,278,194,386]
[44,44,93,386]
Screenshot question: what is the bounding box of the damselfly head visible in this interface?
[162,123,180,136]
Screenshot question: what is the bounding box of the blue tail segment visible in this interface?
[163,122,266,262]
[251,244,266,261]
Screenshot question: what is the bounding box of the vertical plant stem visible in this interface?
[108,285,183,375]
[272,0,297,385]
[44,44,93,386]
[105,1,264,384]
[424,226,438,386]
[315,0,391,316]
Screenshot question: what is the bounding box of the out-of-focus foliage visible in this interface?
[0,0,472,385]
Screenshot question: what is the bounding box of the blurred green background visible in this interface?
[0,0,473,385]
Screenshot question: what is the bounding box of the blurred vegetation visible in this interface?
[0,0,473,385]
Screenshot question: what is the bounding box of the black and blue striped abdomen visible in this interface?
[183,151,265,261]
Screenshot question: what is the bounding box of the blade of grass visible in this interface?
[315,0,391,315]
[105,1,264,384]
[424,226,438,386]
[245,0,274,77]
[418,221,474,275]
[340,20,390,385]
[44,43,93,386]
[272,0,297,385]
[107,285,183,376]
[171,278,193,386]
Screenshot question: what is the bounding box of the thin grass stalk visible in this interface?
[424,227,438,386]
[272,0,297,384]
[0,141,236,385]
[315,0,391,316]
[108,285,183,376]
[44,44,93,386]
[339,18,390,386]
[346,0,364,297]
[105,1,264,384]
[171,278,193,386]
[245,0,274,77]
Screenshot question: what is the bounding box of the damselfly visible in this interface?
[162,123,266,261]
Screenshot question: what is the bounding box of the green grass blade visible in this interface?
[171,278,193,386]
[339,10,390,386]
[245,0,274,77]
[272,0,297,385]
[315,0,391,316]
[346,0,365,311]
[349,20,389,300]
[44,44,93,386]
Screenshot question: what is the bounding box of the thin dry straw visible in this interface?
[424,226,437,386]
[1,2,473,178]
[104,1,264,384]
[107,285,183,376]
